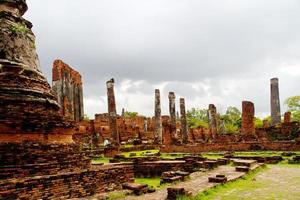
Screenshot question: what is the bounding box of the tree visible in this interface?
[285,96,300,122]
[186,108,208,128]
[124,111,138,119]
[254,117,263,128]
[220,106,242,134]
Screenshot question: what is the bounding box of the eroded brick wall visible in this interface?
[52,60,84,122]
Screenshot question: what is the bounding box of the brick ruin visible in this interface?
[76,76,300,152]
[0,1,133,199]
[169,92,177,144]
[154,89,162,144]
[180,98,188,144]
[270,77,281,125]
[208,104,218,139]
[52,60,84,122]
[240,101,256,140]
[1,1,300,199]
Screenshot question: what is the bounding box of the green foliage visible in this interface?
[225,123,239,134]
[285,96,300,122]
[254,117,263,128]
[124,111,139,118]
[220,106,241,134]
[135,177,161,189]
[186,108,208,128]
[10,24,27,35]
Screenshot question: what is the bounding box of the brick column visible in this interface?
[270,78,281,125]
[154,89,162,144]
[241,101,255,135]
[208,104,218,139]
[106,78,119,145]
[168,92,176,143]
[284,111,291,123]
[180,98,188,144]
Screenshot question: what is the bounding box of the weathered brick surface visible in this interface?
[270,78,281,125]
[241,101,256,136]
[208,104,218,139]
[0,164,134,199]
[0,2,74,135]
[168,92,176,144]
[180,98,188,144]
[106,79,119,145]
[52,60,84,122]
[154,89,162,144]
[284,112,291,123]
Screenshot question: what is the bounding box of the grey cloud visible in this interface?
[24,0,300,117]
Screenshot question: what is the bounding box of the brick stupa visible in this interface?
[0,1,133,198]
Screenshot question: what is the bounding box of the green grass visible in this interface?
[106,191,126,200]
[135,177,161,189]
[234,151,300,157]
[92,156,110,163]
[160,153,187,159]
[122,149,159,158]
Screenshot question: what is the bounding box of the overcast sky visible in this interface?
[25,0,300,118]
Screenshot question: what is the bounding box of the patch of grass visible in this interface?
[135,177,161,189]
[92,156,110,163]
[122,149,159,158]
[177,165,268,200]
[106,191,126,200]
[10,24,28,34]
[160,153,187,159]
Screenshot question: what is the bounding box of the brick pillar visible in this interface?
[284,111,291,123]
[121,108,125,118]
[180,98,188,144]
[208,104,218,139]
[263,120,270,128]
[52,60,84,121]
[106,78,119,145]
[270,78,281,125]
[241,101,255,135]
[168,92,176,144]
[154,89,162,144]
[162,116,172,145]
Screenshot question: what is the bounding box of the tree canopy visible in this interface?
[285,95,300,122]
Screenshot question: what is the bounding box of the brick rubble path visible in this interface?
[124,164,252,200]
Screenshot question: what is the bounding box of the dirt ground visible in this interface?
[209,165,300,200]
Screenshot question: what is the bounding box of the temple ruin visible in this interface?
[208,104,218,139]
[52,60,84,122]
[168,92,177,144]
[1,1,300,199]
[270,78,281,125]
[180,98,188,144]
[154,89,162,144]
[106,78,119,145]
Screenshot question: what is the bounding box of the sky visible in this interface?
[24,0,300,118]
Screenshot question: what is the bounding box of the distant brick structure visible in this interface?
[154,89,162,144]
[52,60,84,121]
[106,78,119,145]
[168,92,176,144]
[208,104,218,139]
[284,111,291,123]
[241,101,255,136]
[180,98,188,144]
[270,78,281,125]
